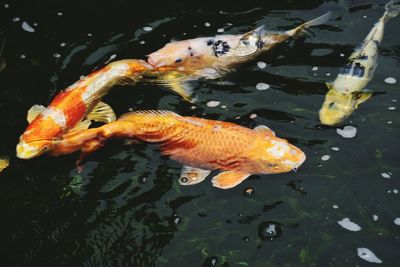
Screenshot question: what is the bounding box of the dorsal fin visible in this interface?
[253,125,275,136]
[27,105,47,123]
[86,101,116,123]
[119,110,180,121]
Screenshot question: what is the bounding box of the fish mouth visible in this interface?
[147,54,165,67]
[16,140,53,159]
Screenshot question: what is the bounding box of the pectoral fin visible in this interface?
[354,90,372,108]
[211,171,250,189]
[325,82,333,90]
[68,119,92,133]
[253,125,275,136]
[87,101,116,123]
[27,104,46,123]
[166,80,194,103]
[179,166,211,186]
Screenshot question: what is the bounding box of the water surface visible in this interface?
[0,0,399,266]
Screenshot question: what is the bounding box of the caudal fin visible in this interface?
[384,0,400,19]
[286,11,332,36]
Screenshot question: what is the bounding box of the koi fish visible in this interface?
[319,0,400,125]
[146,11,331,91]
[16,59,156,159]
[48,111,306,189]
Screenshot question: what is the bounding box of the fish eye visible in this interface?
[175,58,182,63]
[180,177,188,183]
[328,102,335,108]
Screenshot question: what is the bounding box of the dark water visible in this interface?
[1,0,399,266]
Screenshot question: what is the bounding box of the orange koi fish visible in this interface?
[146,11,331,89]
[16,59,155,159]
[49,111,306,189]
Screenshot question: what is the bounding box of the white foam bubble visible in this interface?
[388,106,396,110]
[60,42,66,47]
[206,100,220,107]
[332,204,339,209]
[393,189,399,194]
[312,66,318,71]
[256,83,270,91]
[143,26,152,32]
[205,22,211,27]
[384,77,397,84]
[250,113,257,119]
[357,248,382,264]
[12,17,20,22]
[140,40,145,45]
[394,218,400,225]
[336,126,357,138]
[381,172,391,179]
[21,21,35,32]
[331,147,340,151]
[321,155,330,161]
[337,218,361,231]
[373,215,379,221]
[57,12,63,16]
[340,53,344,57]
[53,53,61,58]
[217,28,224,33]
[257,61,267,69]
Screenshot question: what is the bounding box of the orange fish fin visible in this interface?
[87,101,116,123]
[211,171,250,189]
[27,104,46,123]
[119,110,180,121]
[253,125,275,136]
[179,166,211,186]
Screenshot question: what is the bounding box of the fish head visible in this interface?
[147,40,196,68]
[319,89,355,126]
[16,115,63,159]
[16,139,56,159]
[255,136,306,173]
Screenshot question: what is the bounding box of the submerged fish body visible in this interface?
[320,0,400,125]
[16,59,153,159]
[147,12,332,78]
[50,111,306,189]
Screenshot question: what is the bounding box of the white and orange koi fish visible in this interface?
[47,111,306,189]
[16,59,155,159]
[319,0,400,125]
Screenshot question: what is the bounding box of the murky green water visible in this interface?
[1,0,399,266]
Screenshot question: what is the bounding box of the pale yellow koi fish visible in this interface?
[319,0,400,125]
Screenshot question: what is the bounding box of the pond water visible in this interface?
[0,0,399,266]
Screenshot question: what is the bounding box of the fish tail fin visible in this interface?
[383,0,400,20]
[286,11,332,37]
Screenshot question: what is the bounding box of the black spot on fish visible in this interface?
[328,102,335,108]
[212,40,230,57]
[188,46,192,50]
[206,39,214,46]
[175,58,182,63]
